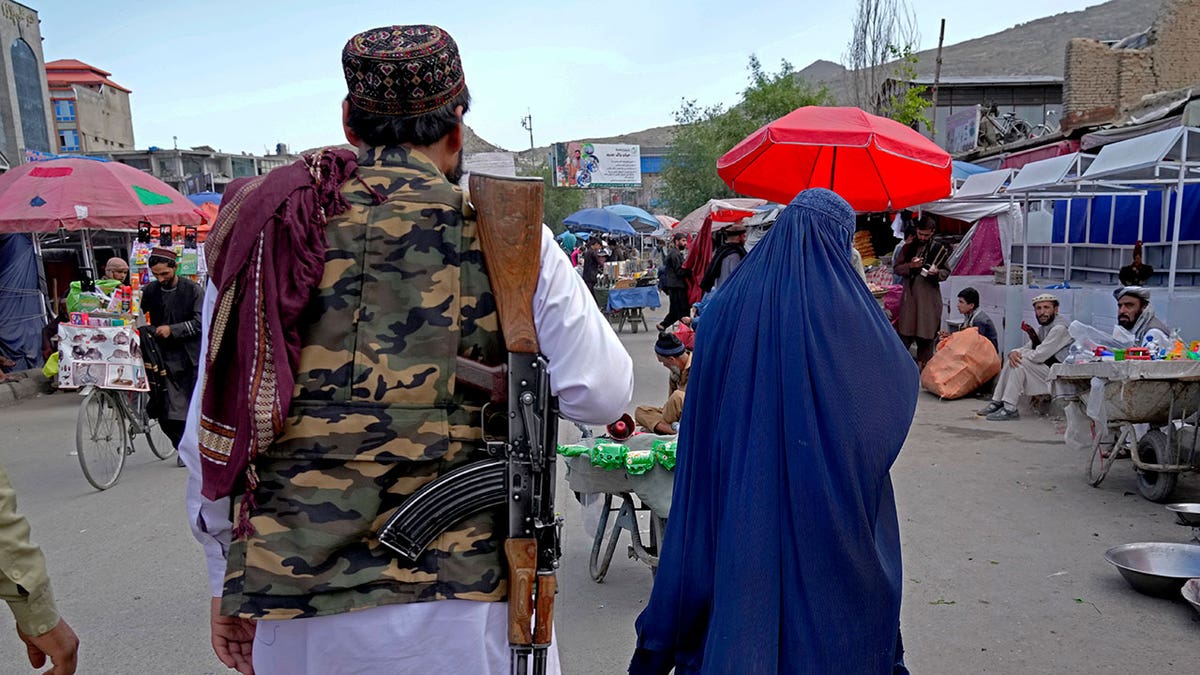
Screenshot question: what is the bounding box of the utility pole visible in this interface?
[520,110,534,150]
[930,19,946,140]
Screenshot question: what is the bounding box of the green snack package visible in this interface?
[652,439,677,470]
[625,449,655,475]
[590,442,627,471]
[557,444,589,458]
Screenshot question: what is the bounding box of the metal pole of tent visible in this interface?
[1005,197,1014,285]
[1138,193,1145,242]
[30,232,52,320]
[1064,198,1073,282]
[1085,198,1092,245]
[1161,185,1170,242]
[1022,198,1030,285]
[1108,195,1116,245]
[80,229,97,278]
[1168,133,1187,297]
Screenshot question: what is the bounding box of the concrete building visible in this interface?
[102,143,299,195]
[1063,0,1200,131]
[45,59,134,153]
[0,0,54,170]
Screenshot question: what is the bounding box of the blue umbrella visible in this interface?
[562,208,637,235]
[604,204,659,228]
[186,190,223,206]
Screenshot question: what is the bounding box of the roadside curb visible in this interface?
[0,369,51,408]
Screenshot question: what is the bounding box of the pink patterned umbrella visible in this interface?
[0,157,202,233]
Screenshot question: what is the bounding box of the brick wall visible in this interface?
[1154,0,1200,90]
[1064,39,1120,113]
[1116,49,1158,108]
[1063,0,1200,130]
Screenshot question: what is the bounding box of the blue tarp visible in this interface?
[0,234,45,370]
[606,286,660,310]
[186,190,223,206]
[952,160,991,181]
[1052,185,1200,244]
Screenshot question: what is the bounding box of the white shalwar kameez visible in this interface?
[181,228,634,674]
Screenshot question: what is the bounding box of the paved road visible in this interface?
[2,304,1198,673]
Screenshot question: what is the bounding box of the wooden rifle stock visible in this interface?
[470,172,557,675]
[469,173,544,355]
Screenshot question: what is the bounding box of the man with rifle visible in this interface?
[180,25,633,674]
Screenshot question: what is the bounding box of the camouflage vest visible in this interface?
[221,146,506,620]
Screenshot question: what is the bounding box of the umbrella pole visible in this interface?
[829,146,837,194]
[81,229,98,278]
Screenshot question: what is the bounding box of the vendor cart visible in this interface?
[563,434,675,581]
[1050,360,1200,502]
[58,322,175,490]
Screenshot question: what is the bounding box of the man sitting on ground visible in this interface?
[634,333,691,435]
[1114,286,1170,343]
[977,293,1073,421]
[938,287,998,351]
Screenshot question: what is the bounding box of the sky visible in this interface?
[34,0,1108,154]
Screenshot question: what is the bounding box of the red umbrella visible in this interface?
[0,157,202,233]
[717,106,951,211]
[675,197,766,235]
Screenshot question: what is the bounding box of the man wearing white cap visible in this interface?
[977,293,1073,421]
[1114,286,1170,343]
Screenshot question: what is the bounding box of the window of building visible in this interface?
[11,39,50,153]
[53,99,76,122]
[59,129,80,153]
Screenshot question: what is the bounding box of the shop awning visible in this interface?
[955,169,1014,198]
[1080,126,1200,183]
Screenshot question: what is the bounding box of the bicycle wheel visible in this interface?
[76,388,129,490]
[131,393,176,460]
[142,417,176,460]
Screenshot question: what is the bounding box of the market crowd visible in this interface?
[3,19,1189,675]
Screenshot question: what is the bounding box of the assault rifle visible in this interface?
[377,173,560,675]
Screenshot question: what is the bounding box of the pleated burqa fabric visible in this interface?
[630,189,919,674]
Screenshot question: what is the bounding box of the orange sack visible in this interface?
[920,326,1001,400]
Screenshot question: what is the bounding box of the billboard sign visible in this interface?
[553,142,641,188]
[946,107,981,154]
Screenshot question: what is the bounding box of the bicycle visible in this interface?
[75,385,175,490]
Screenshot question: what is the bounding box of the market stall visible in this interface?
[1051,358,1200,502]
[0,157,203,368]
[559,434,677,581]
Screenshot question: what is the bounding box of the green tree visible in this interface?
[518,164,584,235]
[661,56,834,216]
[881,44,930,129]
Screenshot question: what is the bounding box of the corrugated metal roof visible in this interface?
[908,75,1063,86]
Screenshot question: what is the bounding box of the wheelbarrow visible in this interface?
[1052,361,1200,502]
[563,434,675,581]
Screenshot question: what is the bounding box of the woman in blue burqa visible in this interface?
[629,188,919,674]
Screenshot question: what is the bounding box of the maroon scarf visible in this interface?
[198,149,358,506]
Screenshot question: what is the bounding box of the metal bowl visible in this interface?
[1183,579,1200,615]
[1104,543,1200,598]
[1165,503,1200,527]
